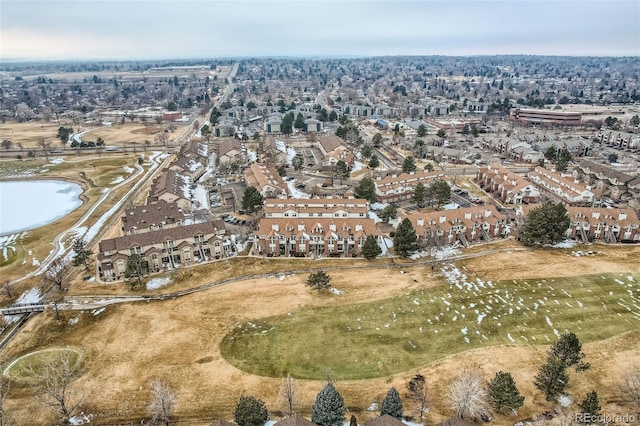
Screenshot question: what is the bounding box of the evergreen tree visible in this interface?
[354,176,377,203]
[125,253,148,288]
[361,144,373,159]
[378,205,397,223]
[556,149,572,172]
[234,395,269,426]
[329,110,338,122]
[412,182,426,208]
[402,156,417,173]
[430,180,451,208]
[241,186,265,214]
[362,235,382,260]
[394,218,418,257]
[71,238,93,270]
[550,332,590,371]
[292,153,304,171]
[487,371,524,415]
[368,155,380,169]
[335,160,350,184]
[417,124,427,137]
[380,387,403,419]
[372,133,383,147]
[520,201,570,247]
[307,270,331,290]
[294,113,305,129]
[578,391,601,419]
[312,383,347,426]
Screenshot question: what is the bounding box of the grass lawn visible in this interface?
[4,347,82,383]
[221,269,640,380]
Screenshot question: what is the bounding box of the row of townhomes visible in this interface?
[575,159,640,206]
[374,170,445,203]
[253,199,382,257]
[520,205,640,244]
[244,162,289,198]
[476,163,540,204]
[527,166,595,206]
[402,205,509,248]
[597,130,640,152]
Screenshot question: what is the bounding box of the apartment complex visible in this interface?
[374,170,444,203]
[566,207,640,243]
[575,159,640,202]
[476,163,540,204]
[402,205,509,248]
[527,166,595,205]
[120,200,187,236]
[243,162,288,198]
[263,198,368,219]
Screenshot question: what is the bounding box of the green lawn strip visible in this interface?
[220,272,639,380]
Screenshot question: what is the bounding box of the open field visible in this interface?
[221,272,639,379]
[0,120,189,150]
[3,245,640,425]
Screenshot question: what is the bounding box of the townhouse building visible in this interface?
[97,221,232,281]
[121,200,187,236]
[476,163,540,204]
[402,205,509,248]
[565,207,640,243]
[374,170,444,204]
[244,162,288,198]
[575,159,640,202]
[527,166,595,205]
[147,168,192,210]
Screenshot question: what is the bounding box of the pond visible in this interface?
[0,180,83,236]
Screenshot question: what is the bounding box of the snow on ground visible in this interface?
[16,287,42,304]
[370,202,389,210]
[110,176,124,184]
[443,202,460,210]
[352,161,365,172]
[69,413,94,425]
[330,288,345,295]
[123,165,135,174]
[192,185,209,210]
[287,180,310,199]
[410,245,461,260]
[552,240,577,248]
[49,157,64,165]
[368,211,382,223]
[557,395,572,407]
[146,276,173,290]
[247,149,258,162]
[379,237,393,255]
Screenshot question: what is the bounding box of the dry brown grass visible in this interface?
[3,244,639,425]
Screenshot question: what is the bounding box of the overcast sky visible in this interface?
[1,0,639,60]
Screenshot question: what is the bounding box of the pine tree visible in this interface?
[307,270,331,290]
[578,391,601,419]
[312,383,347,426]
[487,371,524,415]
[241,186,265,214]
[534,356,569,401]
[361,235,382,260]
[412,182,426,208]
[380,387,403,419]
[520,201,570,247]
[368,155,380,169]
[394,218,418,257]
[354,176,377,203]
[402,156,417,173]
[549,332,590,372]
[429,180,451,208]
[234,395,269,426]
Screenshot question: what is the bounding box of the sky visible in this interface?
[1,0,639,60]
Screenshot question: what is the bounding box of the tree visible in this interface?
[448,370,490,422]
[25,351,84,423]
[311,383,347,426]
[294,113,305,130]
[520,201,570,247]
[1,139,12,151]
[621,366,640,410]
[470,124,479,137]
[124,253,148,288]
[544,146,557,161]
[381,387,403,419]
[235,395,268,426]
[608,152,619,163]
[394,218,418,257]
[148,380,177,426]
[430,180,451,208]
[424,163,434,172]
[372,133,383,147]
[630,115,640,127]
[279,374,298,417]
[71,238,93,270]
[156,131,169,146]
[407,374,428,419]
[201,124,212,141]
[378,205,397,223]
[361,144,373,159]
[335,160,350,184]
[487,371,524,415]
[556,148,572,172]
[42,256,70,291]
[292,153,304,171]
[354,176,377,203]
[402,156,417,173]
[368,155,380,169]
[362,235,382,260]
[307,270,331,291]
[578,391,601,420]
[241,186,264,214]
[534,332,590,401]
[417,124,427,137]
[329,110,338,122]
[282,112,294,135]
[437,129,446,139]
[412,182,426,208]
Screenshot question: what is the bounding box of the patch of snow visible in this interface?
[146,276,173,290]
[92,307,105,316]
[352,161,364,172]
[49,157,65,165]
[557,395,572,407]
[546,316,553,327]
[461,327,468,335]
[17,287,42,304]
[368,402,379,411]
[507,333,516,343]
[477,313,486,324]
[552,240,576,248]
[110,176,124,184]
[68,317,79,325]
[123,165,134,174]
[329,288,344,295]
[287,180,310,199]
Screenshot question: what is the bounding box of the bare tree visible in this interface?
[407,374,429,418]
[1,140,12,151]
[23,351,84,423]
[156,131,169,147]
[279,374,298,417]
[148,379,177,426]
[622,366,640,411]
[448,370,490,422]
[42,256,71,291]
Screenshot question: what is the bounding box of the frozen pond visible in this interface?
[0,180,83,235]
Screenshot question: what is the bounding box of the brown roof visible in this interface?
[275,417,318,426]
[363,415,405,426]
[579,159,639,185]
[121,200,186,233]
[218,138,242,157]
[480,164,535,193]
[244,163,288,195]
[99,221,226,253]
[256,217,380,239]
[148,169,189,199]
[318,134,345,153]
[402,205,507,234]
